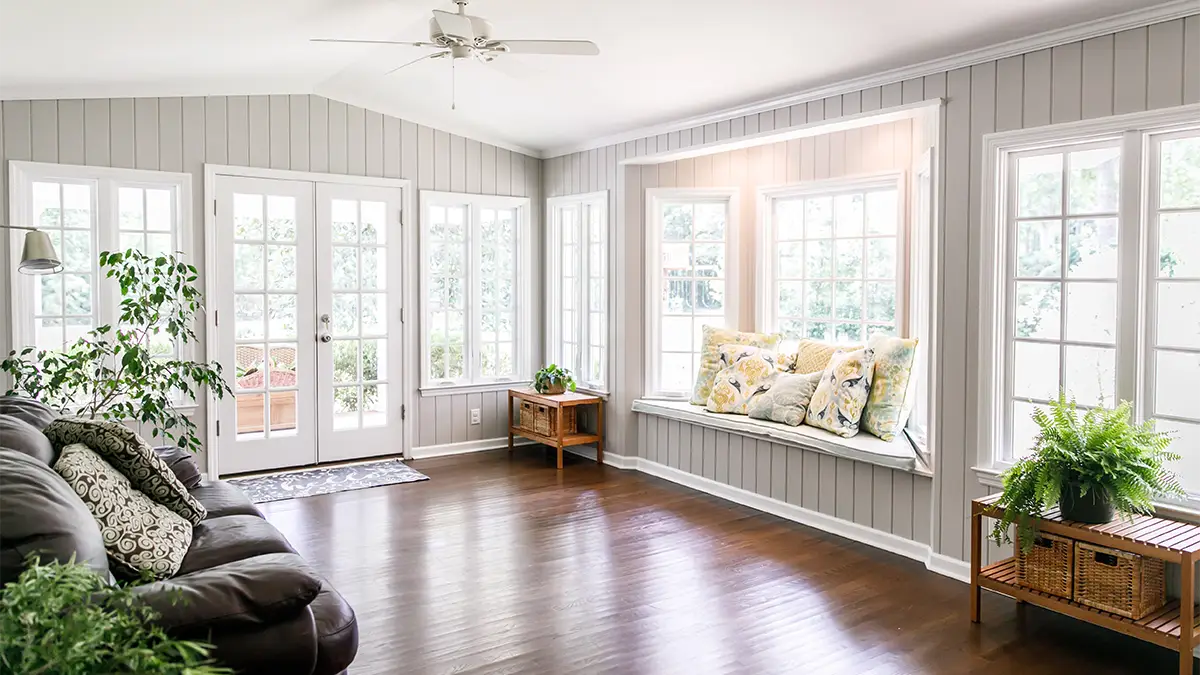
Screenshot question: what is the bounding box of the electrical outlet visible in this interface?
[470,408,481,425]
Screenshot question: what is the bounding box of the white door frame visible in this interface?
[203,164,415,478]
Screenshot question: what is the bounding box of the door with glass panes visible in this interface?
[214,176,404,475]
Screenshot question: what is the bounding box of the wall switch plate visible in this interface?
[470,408,481,425]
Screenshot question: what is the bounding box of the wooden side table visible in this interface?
[507,388,604,470]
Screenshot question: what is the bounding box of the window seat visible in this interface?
[632,399,929,475]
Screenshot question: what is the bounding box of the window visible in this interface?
[546,192,609,392]
[979,108,1200,500]
[419,191,532,393]
[8,162,191,356]
[645,188,739,399]
[758,174,905,345]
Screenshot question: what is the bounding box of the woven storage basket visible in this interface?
[1015,532,1073,599]
[532,405,577,437]
[519,401,536,431]
[1073,541,1166,619]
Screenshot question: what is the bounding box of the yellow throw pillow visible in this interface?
[805,347,876,437]
[690,325,782,405]
[793,339,863,375]
[861,334,920,441]
[705,344,781,415]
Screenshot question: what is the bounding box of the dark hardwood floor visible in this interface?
[259,449,1181,674]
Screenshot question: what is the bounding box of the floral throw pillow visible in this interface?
[747,371,823,426]
[690,326,782,405]
[44,418,206,525]
[705,344,781,415]
[861,334,920,441]
[54,443,192,580]
[805,347,876,438]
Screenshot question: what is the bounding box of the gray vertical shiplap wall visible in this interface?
[543,16,1200,562]
[0,94,542,466]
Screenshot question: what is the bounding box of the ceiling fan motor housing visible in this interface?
[429,15,492,49]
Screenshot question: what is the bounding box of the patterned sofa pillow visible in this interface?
[805,347,876,438]
[747,371,823,426]
[54,443,192,580]
[705,344,781,415]
[44,418,206,525]
[690,326,782,405]
[861,334,920,441]
[792,339,863,376]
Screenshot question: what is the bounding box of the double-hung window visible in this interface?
[758,174,906,345]
[645,188,739,398]
[8,161,191,357]
[419,191,532,393]
[979,108,1200,500]
[546,192,609,393]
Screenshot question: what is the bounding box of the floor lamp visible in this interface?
[1,225,62,274]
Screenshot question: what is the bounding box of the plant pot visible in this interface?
[538,383,566,395]
[1059,483,1115,524]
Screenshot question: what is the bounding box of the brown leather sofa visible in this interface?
[0,397,358,674]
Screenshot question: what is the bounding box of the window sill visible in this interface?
[420,381,531,397]
[632,399,930,476]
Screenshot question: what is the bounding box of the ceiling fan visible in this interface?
[312,0,600,108]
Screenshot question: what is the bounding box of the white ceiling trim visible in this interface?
[0,77,316,102]
[543,0,1200,158]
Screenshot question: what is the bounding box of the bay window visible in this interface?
[546,192,609,393]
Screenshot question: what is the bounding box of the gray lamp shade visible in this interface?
[19,229,63,275]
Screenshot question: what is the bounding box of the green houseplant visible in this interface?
[533,364,576,395]
[991,392,1185,551]
[0,558,230,675]
[1,250,232,454]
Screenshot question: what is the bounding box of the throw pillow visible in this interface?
[792,339,863,376]
[690,326,782,405]
[747,371,823,426]
[705,344,781,415]
[54,443,192,580]
[861,334,920,442]
[805,347,876,438]
[44,418,206,525]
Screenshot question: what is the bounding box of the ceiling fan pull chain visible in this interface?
[452,58,457,111]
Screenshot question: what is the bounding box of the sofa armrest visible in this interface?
[153,445,202,488]
[132,552,321,634]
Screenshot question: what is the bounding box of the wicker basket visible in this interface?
[1073,541,1166,619]
[518,401,577,437]
[1015,532,1073,599]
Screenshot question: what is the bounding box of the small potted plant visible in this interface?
[991,392,1185,551]
[533,364,576,395]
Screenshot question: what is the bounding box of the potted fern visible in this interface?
[991,392,1185,551]
[533,364,576,395]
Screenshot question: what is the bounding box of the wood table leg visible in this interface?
[507,392,514,456]
[596,400,605,466]
[556,403,565,470]
[970,509,982,624]
[1181,552,1194,675]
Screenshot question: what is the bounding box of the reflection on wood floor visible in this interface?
[259,448,1186,674]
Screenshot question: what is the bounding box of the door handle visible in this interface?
[319,334,332,343]
[319,314,331,325]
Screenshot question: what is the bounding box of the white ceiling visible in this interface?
[0,0,1177,155]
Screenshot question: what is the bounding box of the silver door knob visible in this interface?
[319,334,332,343]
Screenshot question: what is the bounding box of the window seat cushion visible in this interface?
[632,399,926,475]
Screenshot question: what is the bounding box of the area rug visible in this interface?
[228,459,429,503]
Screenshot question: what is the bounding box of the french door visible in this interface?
[213,175,405,475]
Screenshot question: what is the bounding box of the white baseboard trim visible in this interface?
[632,455,970,584]
[563,445,637,470]
[410,437,536,459]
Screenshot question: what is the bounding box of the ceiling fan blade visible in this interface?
[495,40,599,56]
[432,9,475,41]
[385,51,447,75]
[311,38,439,48]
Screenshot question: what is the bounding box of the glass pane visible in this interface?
[661,352,693,392]
[236,393,265,436]
[866,282,896,323]
[265,195,295,241]
[1018,153,1063,218]
[362,339,386,381]
[65,317,91,345]
[661,243,691,276]
[806,281,832,319]
[834,281,862,321]
[361,247,385,290]
[447,344,464,379]
[1159,211,1200,278]
[1160,136,1200,210]
[1157,282,1200,349]
[865,190,898,235]
[235,244,265,290]
[866,323,894,339]
[268,392,297,434]
[234,194,264,240]
[806,322,831,341]
[1011,401,1045,459]
[694,203,726,241]
[1064,345,1115,407]
[268,344,298,389]
[361,293,385,336]
[693,244,724,278]
[1156,350,1200,419]
[363,384,387,428]
[146,233,172,257]
[1068,147,1121,214]
[120,232,144,253]
[695,280,724,314]
[662,204,692,241]
[38,275,62,315]
[589,279,604,312]
[235,345,266,390]
[805,197,833,238]
[332,340,359,384]
[119,187,144,229]
[661,317,692,352]
[267,294,296,340]
[36,318,63,352]
[834,239,863,279]
[1014,281,1061,340]
[866,238,896,281]
[146,189,172,232]
[778,281,804,317]
[776,199,804,240]
[332,247,358,290]
[1065,282,1116,344]
[777,242,803,278]
[63,274,91,316]
[1156,419,1200,494]
[235,294,265,340]
[332,294,359,336]
[429,343,446,381]
[1067,218,1118,279]
[361,201,386,244]
[805,239,832,278]
[663,280,694,313]
[1012,341,1060,401]
[332,199,358,243]
[333,387,360,430]
[61,230,92,271]
[834,194,864,237]
[834,322,862,343]
[267,245,296,291]
[61,184,90,229]
[33,182,60,227]
[498,342,515,376]
[1016,220,1061,278]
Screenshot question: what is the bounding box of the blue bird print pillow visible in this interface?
[804,347,876,438]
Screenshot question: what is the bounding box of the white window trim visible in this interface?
[755,171,908,339]
[418,190,533,396]
[8,160,194,361]
[974,103,1200,507]
[644,187,740,400]
[546,191,610,395]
